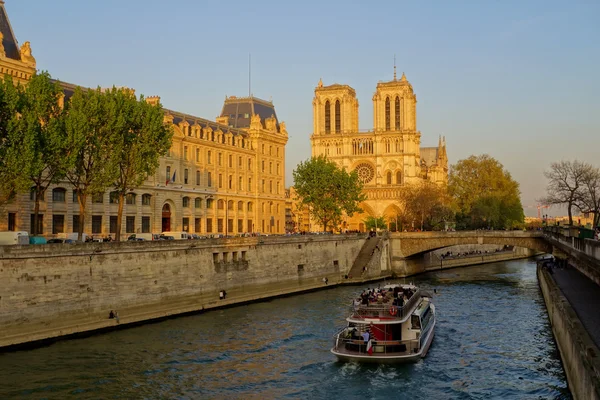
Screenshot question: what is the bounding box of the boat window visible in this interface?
[411,315,421,330]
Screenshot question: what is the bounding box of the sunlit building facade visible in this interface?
[310,71,448,231]
[0,2,288,238]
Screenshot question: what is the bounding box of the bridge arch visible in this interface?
[389,231,552,258]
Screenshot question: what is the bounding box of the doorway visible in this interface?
[162,203,171,232]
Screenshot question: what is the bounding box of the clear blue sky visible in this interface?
[6,0,599,217]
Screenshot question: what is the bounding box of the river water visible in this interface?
[0,258,570,399]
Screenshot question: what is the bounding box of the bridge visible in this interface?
[388,230,551,258]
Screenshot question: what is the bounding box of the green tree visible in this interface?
[364,216,386,231]
[449,154,524,229]
[0,75,27,205]
[108,88,173,241]
[401,181,454,231]
[64,87,119,240]
[18,72,67,236]
[293,155,366,231]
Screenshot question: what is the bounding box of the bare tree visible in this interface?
[542,160,590,225]
[577,166,600,227]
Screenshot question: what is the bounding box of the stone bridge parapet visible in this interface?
[389,230,551,259]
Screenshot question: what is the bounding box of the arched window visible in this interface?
[386,172,392,185]
[207,172,212,187]
[385,97,391,131]
[195,197,201,208]
[396,171,402,184]
[238,201,243,211]
[126,193,136,205]
[217,199,224,210]
[228,200,234,211]
[52,188,66,203]
[335,100,341,133]
[247,202,253,212]
[395,96,401,130]
[109,191,119,204]
[142,194,152,206]
[206,198,214,208]
[324,100,331,133]
[182,196,190,208]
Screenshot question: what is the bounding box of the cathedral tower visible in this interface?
[312,79,359,136]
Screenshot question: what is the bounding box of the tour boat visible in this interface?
[331,283,436,363]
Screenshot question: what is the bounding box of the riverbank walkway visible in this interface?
[551,264,600,349]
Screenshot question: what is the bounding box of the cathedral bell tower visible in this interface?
[372,72,417,132]
[312,79,359,136]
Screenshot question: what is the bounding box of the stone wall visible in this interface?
[0,235,364,348]
[538,266,600,400]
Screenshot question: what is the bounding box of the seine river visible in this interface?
[0,258,570,399]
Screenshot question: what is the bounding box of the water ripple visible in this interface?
[0,259,571,399]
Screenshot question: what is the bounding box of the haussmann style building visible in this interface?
[309,70,448,232]
[0,1,288,239]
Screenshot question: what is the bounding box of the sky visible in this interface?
[6,0,599,217]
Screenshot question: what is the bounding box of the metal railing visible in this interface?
[351,289,421,320]
[333,334,420,356]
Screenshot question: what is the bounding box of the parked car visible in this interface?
[47,238,78,244]
[29,236,47,245]
[0,231,29,246]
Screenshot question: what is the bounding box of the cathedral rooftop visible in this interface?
[0,0,21,61]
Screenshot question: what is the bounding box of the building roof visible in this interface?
[420,147,439,166]
[0,0,21,61]
[220,95,278,129]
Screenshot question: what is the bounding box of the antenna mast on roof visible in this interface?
[394,54,397,81]
[248,53,251,97]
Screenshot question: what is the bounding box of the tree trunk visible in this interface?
[116,192,124,242]
[568,201,573,225]
[33,188,41,236]
[78,193,87,242]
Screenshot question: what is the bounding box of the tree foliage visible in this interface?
[64,87,119,240]
[18,72,67,235]
[401,181,454,231]
[449,154,524,229]
[364,216,386,232]
[108,88,173,241]
[293,155,366,231]
[541,160,592,226]
[0,75,27,204]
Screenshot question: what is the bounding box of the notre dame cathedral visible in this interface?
[310,70,448,231]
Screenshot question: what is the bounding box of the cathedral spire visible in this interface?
[401,72,407,82]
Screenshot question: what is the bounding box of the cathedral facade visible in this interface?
[310,71,448,231]
[0,2,287,238]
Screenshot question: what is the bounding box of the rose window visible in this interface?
[355,163,375,184]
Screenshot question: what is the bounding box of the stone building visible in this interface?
[310,70,448,231]
[0,2,288,238]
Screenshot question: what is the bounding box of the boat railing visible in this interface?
[333,335,421,355]
[350,289,421,320]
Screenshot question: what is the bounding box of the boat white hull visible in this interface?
[331,319,436,364]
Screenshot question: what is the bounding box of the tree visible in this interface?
[577,165,600,227]
[449,155,524,229]
[64,87,119,241]
[364,216,386,231]
[401,181,454,231]
[0,75,27,205]
[541,160,590,225]
[108,88,173,241]
[18,72,67,236]
[293,155,366,231]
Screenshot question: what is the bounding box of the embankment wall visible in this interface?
[0,236,364,348]
[538,266,600,400]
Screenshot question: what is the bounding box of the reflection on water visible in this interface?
[0,259,570,399]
